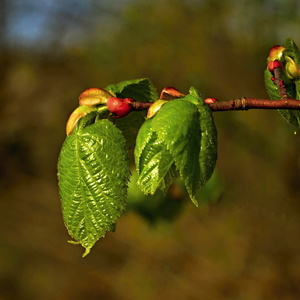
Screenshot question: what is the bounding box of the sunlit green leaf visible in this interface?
[134,87,218,206]
[58,119,130,256]
[151,99,201,205]
[135,118,177,194]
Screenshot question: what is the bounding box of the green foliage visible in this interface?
[264,37,300,127]
[127,170,185,224]
[134,117,178,195]
[58,78,218,255]
[105,78,158,102]
[58,118,130,257]
[135,87,218,207]
[106,78,159,148]
[58,33,300,256]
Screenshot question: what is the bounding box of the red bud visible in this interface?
[267,60,282,73]
[106,97,133,118]
[204,98,218,104]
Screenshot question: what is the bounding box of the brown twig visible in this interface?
[130,65,300,113]
[208,98,300,111]
[132,97,300,112]
[273,67,289,99]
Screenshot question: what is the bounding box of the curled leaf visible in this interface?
[147,100,168,119]
[66,106,98,136]
[79,88,115,106]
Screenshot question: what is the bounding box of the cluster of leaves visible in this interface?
[58,37,300,257]
[57,79,218,256]
[264,37,300,126]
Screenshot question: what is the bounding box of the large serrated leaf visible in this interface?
[58,119,130,256]
[135,118,177,195]
[151,93,217,206]
[105,78,158,102]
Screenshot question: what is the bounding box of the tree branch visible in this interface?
[208,97,300,111]
[132,97,300,112]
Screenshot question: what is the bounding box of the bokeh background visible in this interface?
[1,0,300,299]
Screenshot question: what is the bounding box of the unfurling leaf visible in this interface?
[58,119,130,256]
[79,88,115,106]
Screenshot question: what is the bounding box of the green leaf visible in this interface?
[58,119,130,256]
[155,93,217,205]
[135,118,177,194]
[127,170,185,224]
[188,86,203,105]
[284,37,300,67]
[264,69,281,100]
[264,69,299,126]
[134,88,218,206]
[264,69,300,126]
[105,78,158,102]
[198,96,218,189]
[115,111,147,149]
[105,78,159,147]
[151,99,201,205]
[284,38,300,126]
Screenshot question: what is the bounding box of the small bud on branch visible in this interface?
[267,60,282,74]
[107,97,133,118]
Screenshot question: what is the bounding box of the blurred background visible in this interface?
[1,0,300,299]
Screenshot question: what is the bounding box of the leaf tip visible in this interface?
[191,198,199,207]
[68,240,91,257]
[68,240,80,245]
[82,248,91,258]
